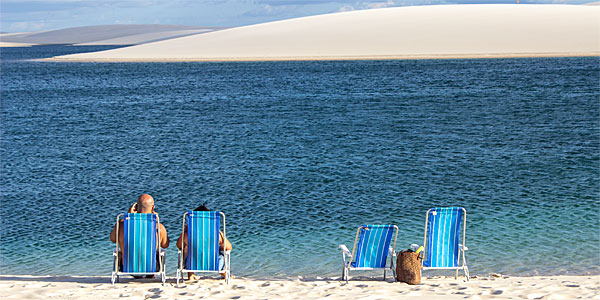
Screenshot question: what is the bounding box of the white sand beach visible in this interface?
[1,275,598,299]
[0,42,37,47]
[48,4,600,62]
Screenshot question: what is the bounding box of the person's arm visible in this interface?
[176,226,186,250]
[159,223,170,249]
[128,203,138,213]
[219,231,232,251]
[111,204,135,242]
[110,219,124,243]
[110,222,118,243]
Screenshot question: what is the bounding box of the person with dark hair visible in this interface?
[176,203,232,281]
[194,203,210,212]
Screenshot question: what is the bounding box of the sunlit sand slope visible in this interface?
[52,4,599,61]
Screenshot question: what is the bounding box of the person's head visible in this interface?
[136,194,155,213]
[194,203,210,211]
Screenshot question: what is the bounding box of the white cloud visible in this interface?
[337,4,355,11]
[7,21,47,32]
[364,0,399,9]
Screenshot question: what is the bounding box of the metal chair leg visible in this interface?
[343,268,349,283]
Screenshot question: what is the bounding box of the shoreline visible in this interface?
[42,52,600,63]
[1,274,598,299]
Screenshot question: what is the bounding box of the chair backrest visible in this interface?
[185,211,221,271]
[351,225,397,268]
[122,213,158,273]
[423,207,466,268]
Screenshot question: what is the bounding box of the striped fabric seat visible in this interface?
[422,207,469,279]
[339,224,398,282]
[185,211,220,271]
[123,213,158,273]
[351,225,395,268]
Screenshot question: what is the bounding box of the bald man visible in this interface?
[110,194,170,269]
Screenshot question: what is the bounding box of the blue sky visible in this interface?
[0,0,595,32]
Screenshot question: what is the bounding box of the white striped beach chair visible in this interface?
[339,224,398,283]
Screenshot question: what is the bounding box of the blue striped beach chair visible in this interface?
[111,213,166,285]
[339,225,398,283]
[422,207,469,280]
[176,211,231,286]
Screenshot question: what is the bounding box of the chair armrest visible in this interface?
[223,250,231,255]
[339,245,351,255]
[459,244,469,251]
[113,249,118,256]
[389,247,396,257]
[160,249,166,256]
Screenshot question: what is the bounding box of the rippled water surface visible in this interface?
[1,46,599,277]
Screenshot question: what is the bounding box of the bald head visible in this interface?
[136,194,154,213]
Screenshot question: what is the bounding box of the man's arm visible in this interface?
[176,228,186,250]
[109,221,122,243]
[111,204,135,243]
[159,223,170,249]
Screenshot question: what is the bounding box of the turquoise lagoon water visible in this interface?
[0,46,598,277]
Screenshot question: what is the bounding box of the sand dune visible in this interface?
[0,42,36,47]
[0,25,222,46]
[0,275,598,299]
[50,4,600,62]
[74,29,215,46]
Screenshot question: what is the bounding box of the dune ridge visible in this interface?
[49,4,600,62]
[0,25,223,46]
